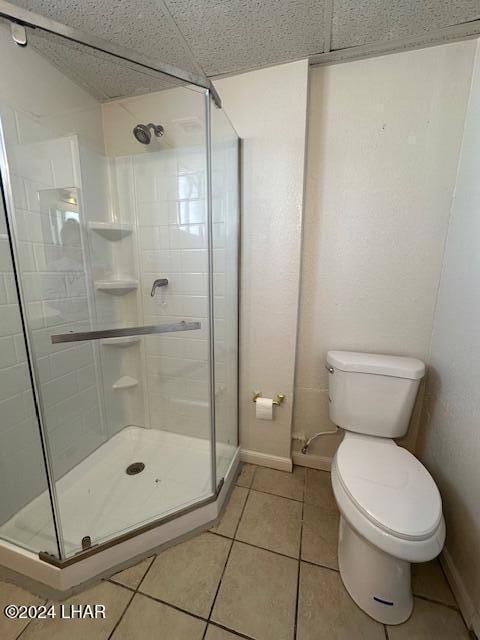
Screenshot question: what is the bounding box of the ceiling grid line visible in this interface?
[323,0,334,54]
[310,18,480,67]
[158,0,207,79]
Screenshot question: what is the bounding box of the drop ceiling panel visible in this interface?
[10,0,202,75]
[164,0,326,76]
[332,0,480,50]
[26,26,186,100]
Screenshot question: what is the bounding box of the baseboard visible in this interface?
[441,546,480,637]
[292,450,332,471]
[240,449,292,472]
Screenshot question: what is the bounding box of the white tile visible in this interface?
[181,249,208,273]
[14,143,53,185]
[169,224,206,249]
[140,226,170,250]
[0,364,30,402]
[181,273,207,295]
[0,276,7,304]
[48,138,75,187]
[41,371,78,407]
[0,239,13,272]
[182,295,208,317]
[11,174,27,209]
[0,304,21,336]
[0,393,31,428]
[136,201,171,226]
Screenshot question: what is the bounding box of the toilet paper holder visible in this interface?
[252,392,285,406]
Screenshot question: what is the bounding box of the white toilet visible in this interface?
[326,350,445,625]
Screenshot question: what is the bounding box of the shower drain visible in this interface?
[126,462,145,475]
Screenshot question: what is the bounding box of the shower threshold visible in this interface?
[0,427,239,596]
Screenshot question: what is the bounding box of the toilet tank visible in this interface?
[326,351,425,438]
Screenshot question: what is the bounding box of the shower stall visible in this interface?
[0,2,239,589]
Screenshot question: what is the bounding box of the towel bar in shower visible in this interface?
[50,320,201,344]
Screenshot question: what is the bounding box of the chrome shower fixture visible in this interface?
[133,123,165,145]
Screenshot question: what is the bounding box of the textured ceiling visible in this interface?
[7,0,480,99]
[24,26,186,100]
[331,0,480,49]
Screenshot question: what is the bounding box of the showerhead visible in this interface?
[133,123,165,145]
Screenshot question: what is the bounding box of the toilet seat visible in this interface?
[331,435,445,562]
[335,435,442,541]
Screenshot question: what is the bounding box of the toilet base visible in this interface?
[338,516,413,625]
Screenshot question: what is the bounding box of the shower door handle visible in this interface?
[50,320,201,344]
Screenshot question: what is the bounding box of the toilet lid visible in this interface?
[336,438,442,540]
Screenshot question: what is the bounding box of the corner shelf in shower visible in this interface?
[112,376,139,390]
[88,221,133,241]
[94,279,138,295]
[100,336,141,347]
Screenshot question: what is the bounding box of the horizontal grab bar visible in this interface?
[51,321,201,344]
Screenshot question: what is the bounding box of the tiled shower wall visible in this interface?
[110,139,235,442]
[0,107,107,522]
[117,147,212,438]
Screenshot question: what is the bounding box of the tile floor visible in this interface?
[0,464,471,640]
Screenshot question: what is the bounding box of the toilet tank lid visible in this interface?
[326,351,425,380]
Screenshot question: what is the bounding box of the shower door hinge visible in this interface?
[81,536,92,550]
[11,22,27,47]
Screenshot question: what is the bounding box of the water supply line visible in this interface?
[301,428,339,455]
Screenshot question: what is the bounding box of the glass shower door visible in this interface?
[0,18,221,559]
[210,101,240,483]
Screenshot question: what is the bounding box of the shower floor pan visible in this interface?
[0,426,238,596]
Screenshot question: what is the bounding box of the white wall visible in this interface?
[214,60,309,468]
[294,41,476,463]
[417,40,480,636]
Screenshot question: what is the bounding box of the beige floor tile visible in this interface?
[252,465,305,501]
[297,562,384,640]
[21,581,132,640]
[110,556,154,590]
[235,463,256,488]
[236,490,302,558]
[304,468,337,511]
[212,541,297,640]
[412,559,457,607]
[205,624,243,639]
[139,532,231,618]
[111,593,206,640]
[0,580,45,640]
[301,503,339,569]
[210,486,249,538]
[387,597,469,640]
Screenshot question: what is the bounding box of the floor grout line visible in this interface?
[209,528,339,574]
[246,486,305,503]
[413,593,461,612]
[106,589,136,640]
[293,483,305,640]
[202,468,257,640]
[15,598,48,640]
[201,467,256,639]
[384,624,390,639]
[105,556,158,639]
[207,620,257,639]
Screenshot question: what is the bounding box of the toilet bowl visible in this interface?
[331,433,445,624]
[325,350,445,624]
